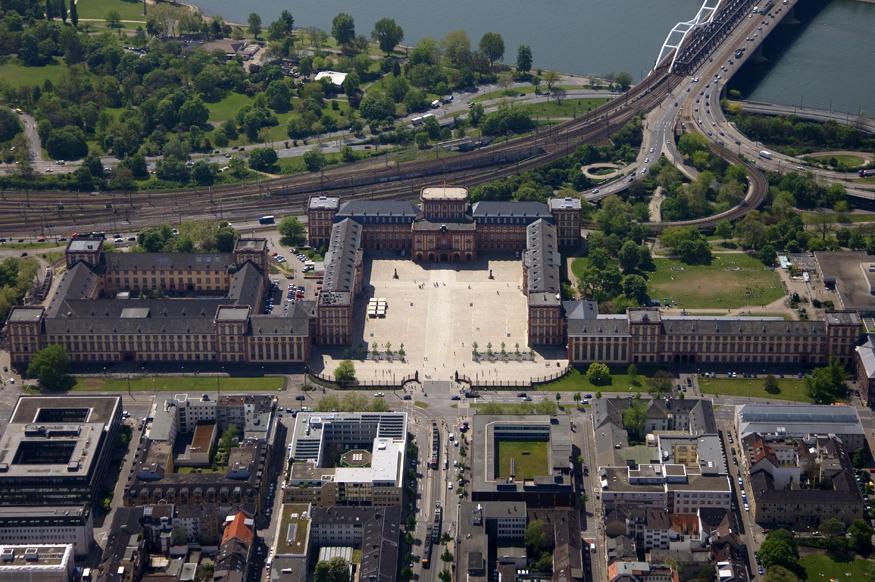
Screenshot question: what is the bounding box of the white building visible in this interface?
[0,545,73,582]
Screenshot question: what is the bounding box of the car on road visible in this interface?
[295,395,305,401]
[649,147,654,153]
[758,566,765,576]
[644,157,650,164]
[451,395,461,401]
[448,483,453,490]
[743,503,750,512]
[403,394,412,400]
[591,188,600,194]
[374,392,385,398]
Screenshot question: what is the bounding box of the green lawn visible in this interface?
[697,377,810,402]
[538,367,648,393]
[799,553,875,581]
[518,98,609,119]
[0,60,70,88]
[207,92,255,124]
[472,401,559,415]
[496,440,549,480]
[75,0,147,22]
[71,375,285,392]
[648,253,783,309]
[808,153,867,168]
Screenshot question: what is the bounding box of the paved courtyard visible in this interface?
[314,254,567,384]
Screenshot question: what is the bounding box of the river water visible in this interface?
[192,0,875,114]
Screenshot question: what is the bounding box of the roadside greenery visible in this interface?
[0,256,39,322]
[26,344,72,390]
[724,108,875,157]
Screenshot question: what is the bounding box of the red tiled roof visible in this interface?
[222,512,253,546]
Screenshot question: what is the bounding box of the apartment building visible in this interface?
[742,434,865,527]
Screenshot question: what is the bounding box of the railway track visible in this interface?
[0,64,680,236]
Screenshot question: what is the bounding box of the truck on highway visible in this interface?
[758,150,773,160]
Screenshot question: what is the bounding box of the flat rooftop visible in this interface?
[815,251,875,312]
[736,404,864,438]
[9,396,120,425]
[275,504,310,557]
[0,544,72,569]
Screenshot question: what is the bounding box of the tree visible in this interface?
[57,0,66,22]
[266,80,291,112]
[805,358,848,404]
[618,240,642,273]
[106,10,121,28]
[46,126,88,160]
[622,274,648,304]
[248,147,278,172]
[331,13,355,47]
[26,345,72,390]
[442,30,471,68]
[542,70,560,93]
[524,520,552,553]
[714,219,733,240]
[622,399,648,443]
[613,71,633,90]
[68,0,77,26]
[46,0,54,20]
[479,32,505,67]
[516,45,533,74]
[191,161,216,186]
[821,517,845,540]
[247,13,262,39]
[278,216,306,246]
[849,519,874,555]
[677,132,709,158]
[303,149,326,172]
[759,529,798,572]
[764,375,780,395]
[648,370,673,397]
[586,362,611,386]
[267,10,294,41]
[334,360,356,384]
[314,557,351,582]
[0,107,23,142]
[372,18,403,55]
[179,98,209,128]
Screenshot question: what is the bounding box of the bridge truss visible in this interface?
[655,0,725,71]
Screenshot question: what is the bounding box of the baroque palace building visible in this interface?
[4,186,864,368]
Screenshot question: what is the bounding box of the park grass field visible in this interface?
[799,553,875,580]
[697,377,810,402]
[496,440,549,480]
[538,367,648,393]
[648,253,783,309]
[207,92,254,123]
[75,0,147,22]
[0,61,70,87]
[808,153,867,168]
[71,375,284,392]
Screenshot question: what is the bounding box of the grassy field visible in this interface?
[472,401,558,415]
[518,98,609,119]
[0,61,70,87]
[808,153,867,168]
[75,0,147,22]
[207,92,255,123]
[799,553,874,580]
[538,367,647,393]
[496,440,549,480]
[648,253,783,309]
[697,377,810,402]
[71,375,285,392]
